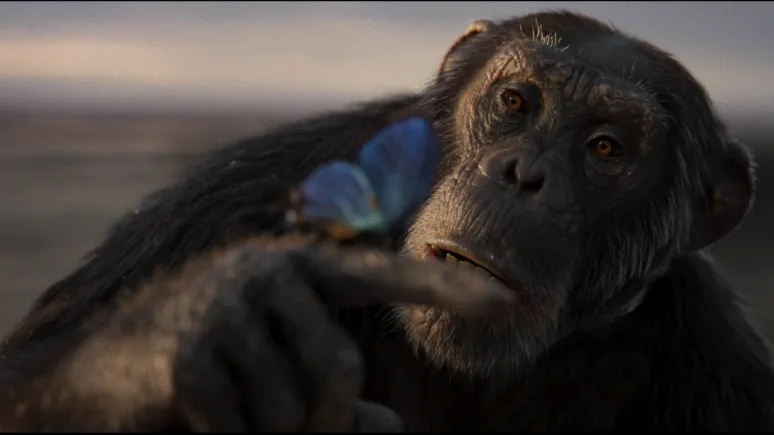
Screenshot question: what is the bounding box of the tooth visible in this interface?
[458,260,476,274]
[445,254,459,268]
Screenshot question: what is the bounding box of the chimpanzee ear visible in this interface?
[438,19,497,75]
[686,139,756,252]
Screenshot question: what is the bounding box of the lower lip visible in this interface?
[425,244,508,286]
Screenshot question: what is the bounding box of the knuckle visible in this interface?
[354,401,405,432]
[334,339,365,378]
[319,330,364,385]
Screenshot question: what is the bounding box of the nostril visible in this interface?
[514,158,545,193]
[503,159,520,184]
[520,171,545,193]
[484,152,545,193]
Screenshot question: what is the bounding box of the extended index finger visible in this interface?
[290,245,515,316]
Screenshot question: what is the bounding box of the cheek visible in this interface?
[579,159,656,217]
[580,148,641,191]
[405,161,479,242]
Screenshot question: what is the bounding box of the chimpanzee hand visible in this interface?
[6,239,512,432]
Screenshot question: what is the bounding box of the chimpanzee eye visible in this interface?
[501,89,527,112]
[588,135,623,158]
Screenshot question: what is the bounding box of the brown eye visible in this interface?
[590,136,622,158]
[501,90,525,111]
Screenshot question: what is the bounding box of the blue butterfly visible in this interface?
[286,116,440,239]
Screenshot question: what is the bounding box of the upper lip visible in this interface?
[426,240,510,288]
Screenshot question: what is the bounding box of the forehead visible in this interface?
[475,37,661,121]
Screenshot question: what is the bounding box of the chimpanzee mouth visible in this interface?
[427,244,508,288]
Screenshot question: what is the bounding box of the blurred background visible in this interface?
[0,1,772,337]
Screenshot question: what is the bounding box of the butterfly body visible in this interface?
[286,116,440,240]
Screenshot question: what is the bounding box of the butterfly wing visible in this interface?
[356,116,440,230]
[291,161,385,236]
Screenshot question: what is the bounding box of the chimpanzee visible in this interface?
[1,10,772,432]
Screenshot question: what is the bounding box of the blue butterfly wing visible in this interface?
[356,116,440,229]
[296,161,385,233]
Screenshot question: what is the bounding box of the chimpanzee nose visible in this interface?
[480,150,545,193]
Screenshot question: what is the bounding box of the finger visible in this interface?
[291,246,515,315]
[211,313,306,432]
[173,348,250,432]
[352,400,404,433]
[260,270,365,432]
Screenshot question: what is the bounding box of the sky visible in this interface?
[0,1,772,118]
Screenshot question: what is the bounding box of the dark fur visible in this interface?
[2,10,773,432]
